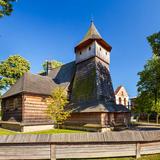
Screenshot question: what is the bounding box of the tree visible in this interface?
[147,32,160,57]
[42,60,63,73]
[0,0,16,18]
[135,92,153,123]
[137,56,160,123]
[152,100,160,124]
[46,87,71,128]
[0,55,30,90]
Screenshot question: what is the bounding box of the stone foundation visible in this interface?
[0,121,54,132]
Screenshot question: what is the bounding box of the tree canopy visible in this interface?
[147,32,160,57]
[40,60,63,74]
[0,55,30,91]
[136,32,160,123]
[0,0,16,17]
[46,87,71,128]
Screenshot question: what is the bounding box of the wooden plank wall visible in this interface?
[0,131,160,159]
[23,94,50,123]
[0,142,160,159]
[2,95,22,122]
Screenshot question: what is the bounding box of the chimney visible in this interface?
[46,61,52,75]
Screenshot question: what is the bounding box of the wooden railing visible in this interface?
[0,131,160,159]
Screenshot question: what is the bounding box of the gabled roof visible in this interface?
[2,72,56,99]
[75,21,112,52]
[48,61,76,87]
[115,85,129,97]
[115,85,123,95]
[2,62,76,99]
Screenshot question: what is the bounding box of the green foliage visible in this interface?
[137,56,160,103]
[147,32,160,57]
[0,0,16,18]
[137,52,160,123]
[42,60,63,73]
[135,92,152,114]
[46,87,71,127]
[0,55,30,90]
[26,129,85,135]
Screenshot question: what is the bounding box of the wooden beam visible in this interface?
[50,144,56,160]
[136,143,141,159]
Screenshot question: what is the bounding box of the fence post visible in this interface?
[50,144,56,160]
[136,143,141,159]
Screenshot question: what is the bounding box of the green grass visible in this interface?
[68,154,160,160]
[0,128,17,135]
[0,128,86,135]
[26,129,86,134]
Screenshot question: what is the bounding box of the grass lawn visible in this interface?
[26,128,86,134]
[0,128,17,135]
[71,154,160,160]
[0,128,86,135]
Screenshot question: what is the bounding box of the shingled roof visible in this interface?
[68,100,129,113]
[48,61,76,87]
[78,21,102,45]
[2,62,76,99]
[2,72,56,98]
[75,21,112,52]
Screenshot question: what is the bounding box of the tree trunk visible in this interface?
[136,114,140,122]
[147,114,150,123]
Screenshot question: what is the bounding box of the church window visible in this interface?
[80,52,82,55]
[124,98,126,106]
[106,52,107,55]
[119,97,122,104]
[89,46,91,51]
[100,47,101,51]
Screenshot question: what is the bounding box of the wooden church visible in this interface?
[1,22,130,132]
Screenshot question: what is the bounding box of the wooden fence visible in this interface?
[0,131,160,159]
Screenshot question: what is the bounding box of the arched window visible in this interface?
[119,97,122,104]
[124,98,126,106]
[89,46,91,51]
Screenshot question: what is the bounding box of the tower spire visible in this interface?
[75,21,112,52]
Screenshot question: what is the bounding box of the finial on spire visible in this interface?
[91,14,94,23]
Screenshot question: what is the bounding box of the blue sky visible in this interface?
[0,0,160,97]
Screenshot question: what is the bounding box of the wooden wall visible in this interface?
[65,112,101,127]
[65,112,130,129]
[1,94,22,122]
[0,131,160,159]
[23,94,50,123]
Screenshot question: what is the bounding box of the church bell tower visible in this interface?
[71,21,115,107]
